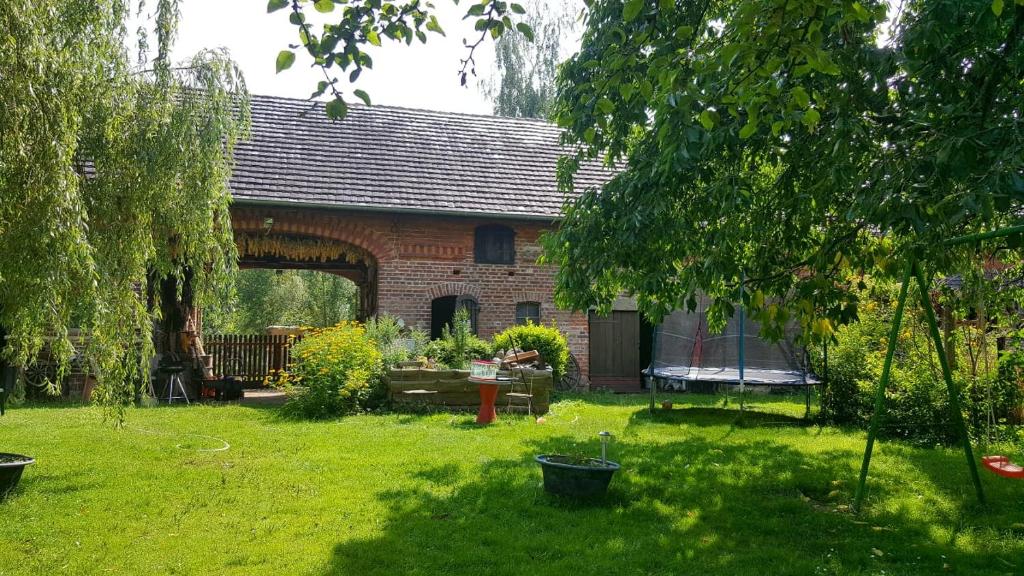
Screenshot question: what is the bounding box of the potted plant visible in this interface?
[535,432,620,498]
[0,453,35,500]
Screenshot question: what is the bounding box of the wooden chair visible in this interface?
[505,363,535,416]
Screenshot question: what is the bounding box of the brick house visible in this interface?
[228,95,645,389]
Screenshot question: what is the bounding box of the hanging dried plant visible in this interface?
[236,234,370,264]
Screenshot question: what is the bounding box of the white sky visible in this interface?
[165,0,498,114]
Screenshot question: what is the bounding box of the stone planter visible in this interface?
[535,454,619,498]
[0,453,35,500]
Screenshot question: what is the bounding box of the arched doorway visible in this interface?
[234,232,378,320]
[430,294,479,339]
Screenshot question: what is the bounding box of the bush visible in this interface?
[420,308,492,369]
[279,322,385,419]
[812,279,1016,445]
[364,314,429,368]
[422,336,492,369]
[492,321,570,382]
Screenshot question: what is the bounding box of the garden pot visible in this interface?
[0,453,34,500]
[535,454,619,498]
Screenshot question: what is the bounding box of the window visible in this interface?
[515,302,541,325]
[431,295,480,339]
[474,225,516,264]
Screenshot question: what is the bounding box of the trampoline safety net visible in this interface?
[646,297,819,389]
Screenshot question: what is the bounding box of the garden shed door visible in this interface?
[588,311,641,392]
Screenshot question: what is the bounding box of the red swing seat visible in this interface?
[982,455,1024,479]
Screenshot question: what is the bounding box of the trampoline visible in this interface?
[645,295,820,391]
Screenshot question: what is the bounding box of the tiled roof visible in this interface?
[229,94,614,219]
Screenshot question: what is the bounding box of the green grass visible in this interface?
[1,393,1022,575]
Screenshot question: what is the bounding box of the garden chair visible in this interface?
[505,362,534,416]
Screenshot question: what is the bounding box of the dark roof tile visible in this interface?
[229,94,614,219]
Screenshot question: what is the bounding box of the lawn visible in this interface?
[1,394,1022,575]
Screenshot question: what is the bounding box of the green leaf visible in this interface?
[353,89,371,106]
[623,0,644,22]
[583,127,596,143]
[326,97,349,120]
[426,16,445,37]
[314,0,335,13]
[802,108,821,128]
[992,0,1004,15]
[791,86,810,109]
[511,3,526,14]
[367,30,381,46]
[275,50,296,73]
[739,120,757,139]
[699,110,715,130]
[597,98,615,114]
[659,0,675,12]
[516,22,534,41]
[267,0,288,13]
[619,84,634,101]
[771,120,784,136]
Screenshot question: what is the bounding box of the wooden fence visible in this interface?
[203,334,299,386]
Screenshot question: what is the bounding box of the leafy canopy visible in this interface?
[0,0,249,411]
[270,0,535,118]
[543,0,1024,340]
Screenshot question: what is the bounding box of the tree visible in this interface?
[300,271,358,327]
[482,0,579,118]
[0,0,249,412]
[270,0,536,118]
[202,270,358,334]
[542,0,1024,340]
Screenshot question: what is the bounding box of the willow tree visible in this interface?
[482,0,580,119]
[0,1,249,411]
[543,0,1024,339]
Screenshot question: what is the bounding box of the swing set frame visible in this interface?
[853,223,1024,512]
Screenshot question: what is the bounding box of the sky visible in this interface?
[165,0,499,114]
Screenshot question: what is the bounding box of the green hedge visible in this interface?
[492,322,569,382]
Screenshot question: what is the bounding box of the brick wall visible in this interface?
[232,206,589,379]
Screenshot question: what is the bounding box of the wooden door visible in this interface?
[588,311,641,391]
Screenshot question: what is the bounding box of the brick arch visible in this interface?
[512,290,548,305]
[426,282,483,301]
[230,207,393,261]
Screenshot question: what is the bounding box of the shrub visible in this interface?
[364,314,429,368]
[419,308,492,369]
[492,321,569,382]
[422,335,492,369]
[279,322,385,419]
[811,278,1016,445]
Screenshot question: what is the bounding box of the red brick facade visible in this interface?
[232,205,589,379]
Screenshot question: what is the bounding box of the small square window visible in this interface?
[475,225,516,265]
[515,302,541,325]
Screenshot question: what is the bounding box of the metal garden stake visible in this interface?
[599,431,611,466]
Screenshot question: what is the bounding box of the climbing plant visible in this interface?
[541,0,1024,339]
[0,0,249,414]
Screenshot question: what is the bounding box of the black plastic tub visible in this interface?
[0,453,34,500]
[535,454,620,498]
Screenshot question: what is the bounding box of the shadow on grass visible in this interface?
[316,432,1016,576]
[630,405,812,429]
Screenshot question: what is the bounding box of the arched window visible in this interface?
[431,295,480,338]
[515,302,541,325]
[474,224,516,264]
